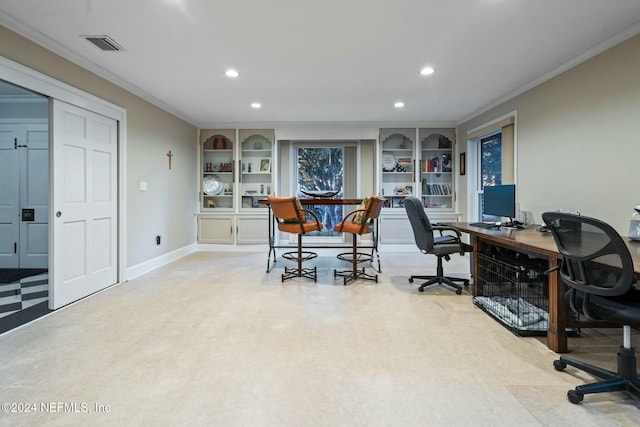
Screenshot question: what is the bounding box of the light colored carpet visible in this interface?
[1,249,639,426]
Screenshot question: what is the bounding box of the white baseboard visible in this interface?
[126,243,197,280]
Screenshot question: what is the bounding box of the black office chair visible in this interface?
[542,212,640,404]
[404,196,472,295]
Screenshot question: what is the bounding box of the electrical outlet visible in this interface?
[156,235,161,245]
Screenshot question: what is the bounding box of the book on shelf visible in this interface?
[422,157,444,173]
[422,183,452,195]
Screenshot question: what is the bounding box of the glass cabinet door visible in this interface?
[201,129,235,210]
[379,128,415,209]
[239,129,274,210]
[419,129,454,209]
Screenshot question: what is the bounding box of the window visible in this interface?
[478,133,502,221]
[466,113,516,222]
[296,146,344,236]
[480,133,502,188]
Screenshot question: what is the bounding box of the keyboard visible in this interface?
[469,222,496,229]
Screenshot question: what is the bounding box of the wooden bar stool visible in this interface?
[333,196,384,285]
[267,196,323,282]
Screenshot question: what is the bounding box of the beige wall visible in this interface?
[360,139,376,197]
[457,34,640,234]
[0,25,199,268]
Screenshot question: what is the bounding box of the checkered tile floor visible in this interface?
[0,272,48,319]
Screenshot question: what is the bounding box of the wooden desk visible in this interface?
[447,223,640,353]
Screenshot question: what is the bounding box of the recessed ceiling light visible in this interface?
[420,66,435,76]
[394,102,405,108]
[251,102,261,109]
[225,69,239,78]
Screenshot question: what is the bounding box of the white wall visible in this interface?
[457,34,640,234]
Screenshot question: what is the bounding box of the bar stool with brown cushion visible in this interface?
[333,196,385,285]
[268,195,323,282]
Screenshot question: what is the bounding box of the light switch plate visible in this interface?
[139,181,148,191]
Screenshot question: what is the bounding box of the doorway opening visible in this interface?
[0,79,51,332]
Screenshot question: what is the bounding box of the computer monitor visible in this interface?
[483,184,516,225]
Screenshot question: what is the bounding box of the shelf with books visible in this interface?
[419,129,455,211]
[380,129,416,209]
[422,182,453,196]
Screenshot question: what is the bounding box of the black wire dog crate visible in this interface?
[473,252,549,336]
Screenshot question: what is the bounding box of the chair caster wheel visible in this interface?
[418,287,425,292]
[456,288,462,295]
[553,360,566,371]
[463,280,469,287]
[409,277,414,283]
[567,389,583,404]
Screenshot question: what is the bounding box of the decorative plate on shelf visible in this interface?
[382,153,396,171]
[203,175,223,195]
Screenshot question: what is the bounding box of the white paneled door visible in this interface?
[51,100,118,309]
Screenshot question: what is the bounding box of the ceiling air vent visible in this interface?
[83,35,125,52]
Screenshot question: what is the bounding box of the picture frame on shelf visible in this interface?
[242,196,253,208]
[260,158,271,172]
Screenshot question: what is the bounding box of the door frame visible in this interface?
[0,55,128,302]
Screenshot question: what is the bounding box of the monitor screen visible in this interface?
[483,184,516,219]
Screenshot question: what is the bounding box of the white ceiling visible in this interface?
[1,0,640,127]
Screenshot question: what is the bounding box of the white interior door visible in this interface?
[19,123,49,269]
[0,124,19,268]
[51,100,118,309]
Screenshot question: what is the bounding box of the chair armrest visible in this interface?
[432,225,471,255]
[432,225,463,239]
[334,208,372,233]
[337,208,367,225]
[300,208,323,227]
